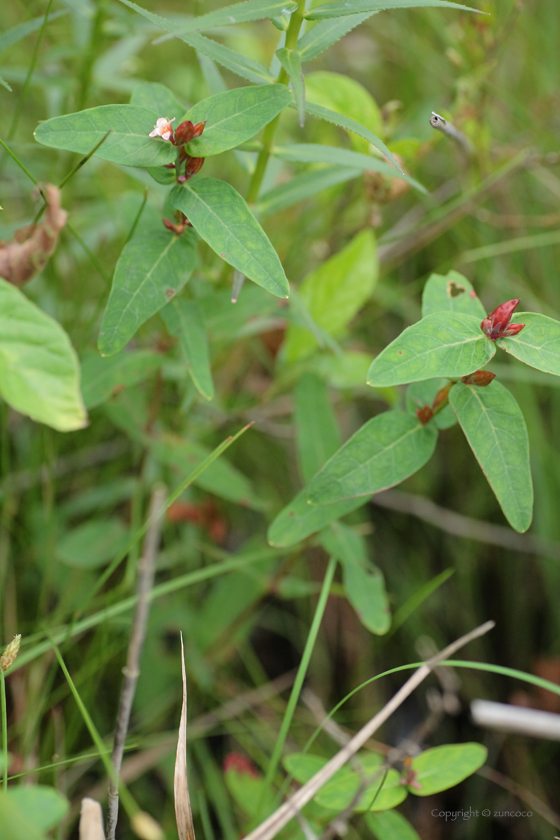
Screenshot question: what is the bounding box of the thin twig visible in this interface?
[242,620,494,840]
[429,111,474,156]
[477,765,560,829]
[371,489,560,561]
[106,484,166,840]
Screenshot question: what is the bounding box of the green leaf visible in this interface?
[0,75,11,92]
[303,70,398,166]
[449,381,533,532]
[98,230,197,356]
[5,788,68,833]
[409,743,487,796]
[277,48,305,126]
[0,795,46,840]
[304,100,399,170]
[56,518,129,569]
[267,490,366,548]
[405,379,457,430]
[421,270,486,319]
[295,373,341,483]
[152,433,266,509]
[283,229,378,362]
[273,144,424,192]
[307,412,438,504]
[184,85,292,157]
[297,14,373,61]
[256,166,361,217]
[497,312,560,376]
[80,350,163,409]
[284,753,407,812]
[0,279,86,432]
[34,105,177,168]
[224,762,276,819]
[161,299,214,400]
[311,351,377,389]
[165,0,298,34]
[365,810,421,840]
[170,179,289,298]
[305,0,480,21]
[130,81,186,117]
[117,0,275,85]
[321,522,391,635]
[367,313,495,387]
[0,11,67,55]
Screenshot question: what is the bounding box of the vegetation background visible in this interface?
[1,0,560,837]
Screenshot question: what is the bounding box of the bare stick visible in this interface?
[430,111,474,156]
[242,621,495,840]
[106,484,166,840]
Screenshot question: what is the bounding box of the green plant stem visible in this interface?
[124,188,148,244]
[0,669,7,792]
[0,137,41,189]
[246,0,306,204]
[7,0,55,142]
[65,222,112,285]
[254,554,337,824]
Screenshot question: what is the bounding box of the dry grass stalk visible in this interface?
[79,798,106,840]
[175,632,196,840]
[243,621,495,840]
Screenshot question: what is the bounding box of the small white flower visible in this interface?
[149,117,175,141]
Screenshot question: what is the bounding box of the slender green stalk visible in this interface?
[246,0,307,204]
[124,188,148,244]
[254,554,337,824]
[7,0,55,141]
[65,222,112,285]
[0,669,7,792]
[0,136,39,187]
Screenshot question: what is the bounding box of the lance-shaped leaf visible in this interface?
[117,0,274,85]
[161,300,215,400]
[277,48,305,126]
[305,0,479,20]
[98,231,197,356]
[408,743,487,797]
[273,144,424,192]
[256,166,361,218]
[185,85,292,157]
[321,523,390,635]
[307,412,438,505]
[297,13,373,61]
[0,11,67,55]
[421,270,486,319]
[496,312,560,377]
[158,0,297,36]
[81,349,164,408]
[449,381,533,533]
[170,179,289,298]
[367,313,495,388]
[295,373,341,483]
[0,279,86,432]
[34,105,177,168]
[268,491,366,547]
[130,81,186,118]
[304,101,399,170]
[365,810,421,840]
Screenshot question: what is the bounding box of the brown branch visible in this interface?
[371,489,560,561]
[106,484,166,840]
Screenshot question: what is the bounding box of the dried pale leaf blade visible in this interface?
[0,185,67,287]
[175,634,196,840]
[79,798,106,840]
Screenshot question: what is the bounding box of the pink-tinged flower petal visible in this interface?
[502,322,525,337]
[481,299,520,340]
[149,116,175,140]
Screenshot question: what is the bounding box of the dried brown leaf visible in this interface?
[0,185,67,286]
[175,633,196,840]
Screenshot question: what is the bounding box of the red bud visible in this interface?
[177,156,205,182]
[461,370,496,386]
[223,753,259,778]
[481,299,524,340]
[416,405,433,425]
[174,120,206,145]
[192,121,206,138]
